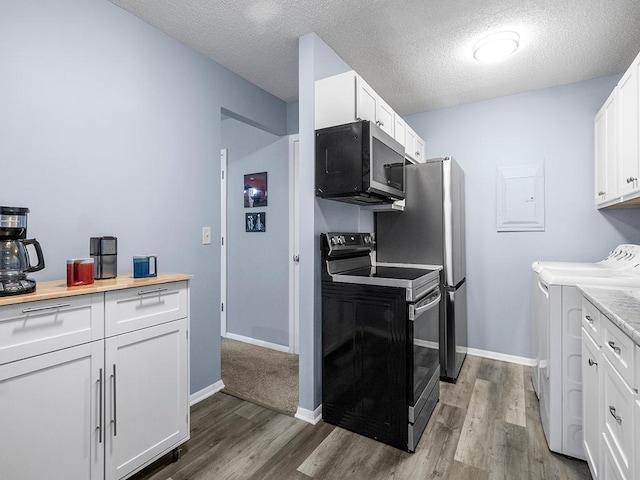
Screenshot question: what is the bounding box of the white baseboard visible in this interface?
[189,380,225,406]
[223,332,290,353]
[466,347,536,367]
[295,404,322,425]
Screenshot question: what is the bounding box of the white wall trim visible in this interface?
[295,404,322,425]
[223,332,290,353]
[288,134,300,355]
[189,380,225,406]
[220,148,228,337]
[467,348,536,367]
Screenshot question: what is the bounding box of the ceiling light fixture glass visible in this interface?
[473,31,520,62]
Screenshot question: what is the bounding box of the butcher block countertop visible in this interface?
[0,273,190,306]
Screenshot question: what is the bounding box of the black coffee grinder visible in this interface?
[0,206,45,296]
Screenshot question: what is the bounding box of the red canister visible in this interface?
[66,258,95,287]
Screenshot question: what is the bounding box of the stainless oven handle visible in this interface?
[409,288,441,321]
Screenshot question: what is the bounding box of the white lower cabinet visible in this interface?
[0,276,190,480]
[604,434,628,480]
[582,295,639,480]
[0,341,104,480]
[636,393,640,480]
[602,355,634,479]
[582,325,602,479]
[105,318,188,480]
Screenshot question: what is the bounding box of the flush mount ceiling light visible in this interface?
[473,31,520,62]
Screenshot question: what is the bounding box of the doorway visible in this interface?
[219,113,299,414]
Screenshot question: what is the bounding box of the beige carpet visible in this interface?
[221,337,299,416]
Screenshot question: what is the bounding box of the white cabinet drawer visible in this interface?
[0,294,104,365]
[582,298,601,345]
[602,355,635,478]
[105,281,187,337]
[602,318,635,388]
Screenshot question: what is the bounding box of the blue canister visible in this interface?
[133,255,157,278]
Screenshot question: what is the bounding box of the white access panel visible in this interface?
[497,163,545,232]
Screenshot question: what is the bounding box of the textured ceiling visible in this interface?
[110,0,640,115]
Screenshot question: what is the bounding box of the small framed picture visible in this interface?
[245,212,266,232]
[244,172,267,208]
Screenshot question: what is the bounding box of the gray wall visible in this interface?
[0,0,287,394]
[404,77,640,358]
[298,33,376,411]
[222,118,290,347]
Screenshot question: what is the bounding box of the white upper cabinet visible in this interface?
[404,124,425,163]
[355,74,377,124]
[315,71,395,137]
[394,114,406,144]
[594,88,618,205]
[617,52,640,198]
[315,70,427,148]
[595,50,640,207]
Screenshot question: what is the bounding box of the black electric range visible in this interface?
[320,232,442,452]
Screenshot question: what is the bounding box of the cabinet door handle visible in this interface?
[588,358,598,367]
[98,368,103,443]
[111,364,118,437]
[609,406,622,425]
[598,191,606,196]
[137,287,168,296]
[416,151,421,157]
[585,315,594,324]
[608,341,621,354]
[376,120,384,127]
[21,303,71,313]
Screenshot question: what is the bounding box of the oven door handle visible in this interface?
[409,287,441,321]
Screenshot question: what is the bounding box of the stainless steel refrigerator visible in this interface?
[375,156,467,382]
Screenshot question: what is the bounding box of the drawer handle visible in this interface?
[21,303,71,313]
[588,358,598,367]
[585,315,594,324]
[609,406,622,425]
[608,341,621,354]
[138,287,168,296]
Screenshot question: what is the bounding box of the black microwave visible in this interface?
[315,120,406,205]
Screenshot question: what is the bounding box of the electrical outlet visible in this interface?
[202,227,212,245]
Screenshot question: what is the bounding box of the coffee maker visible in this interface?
[0,206,45,296]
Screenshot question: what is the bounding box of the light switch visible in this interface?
[202,227,212,245]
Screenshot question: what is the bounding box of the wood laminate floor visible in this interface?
[130,355,591,480]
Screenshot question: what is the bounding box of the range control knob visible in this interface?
[363,235,372,245]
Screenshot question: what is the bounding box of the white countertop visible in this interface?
[578,285,640,346]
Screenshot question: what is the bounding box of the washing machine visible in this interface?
[532,245,640,460]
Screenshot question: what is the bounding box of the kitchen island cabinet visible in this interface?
[0,273,190,480]
[0,340,104,480]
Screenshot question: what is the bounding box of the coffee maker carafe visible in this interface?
[0,206,45,296]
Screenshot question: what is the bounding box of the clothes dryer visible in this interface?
[532,247,640,460]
